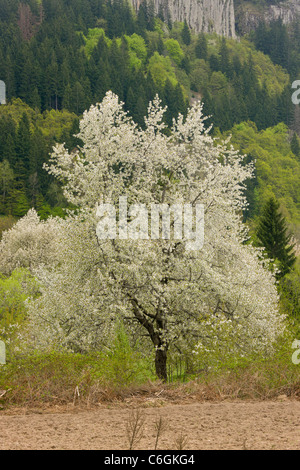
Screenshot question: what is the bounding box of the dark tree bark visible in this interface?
[155,348,168,382]
[127,294,168,382]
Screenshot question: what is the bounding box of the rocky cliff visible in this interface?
[132,0,300,38]
[132,0,236,37]
[235,0,300,35]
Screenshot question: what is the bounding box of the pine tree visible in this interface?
[137,0,148,36]
[3,134,17,168]
[201,87,215,128]
[277,85,295,127]
[174,83,187,117]
[0,117,17,166]
[125,86,136,115]
[166,7,172,30]
[209,54,220,72]
[0,160,15,214]
[254,21,269,54]
[62,83,72,111]
[219,37,231,77]
[180,55,191,74]
[12,189,30,217]
[158,3,164,22]
[232,54,242,76]
[291,132,300,159]
[94,64,111,102]
[146,0,155,31]
[15,113,32,176]
[195,33,208,60]
[163,78,176,128]
[181,20,191,46]
[30,87,41,110]
[46,52,60,110]
[71,81,88,114]
[133,95,147,128]
[106,0,122,38]
[256,197,296,277]
[269,19,289,70]
[254,82,275,130]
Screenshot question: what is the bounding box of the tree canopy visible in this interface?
[13,92,285,380]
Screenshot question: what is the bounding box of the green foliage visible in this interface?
[195,33,208,60]
[251,18,300,77]
[291,133,300,160]
[228,122,300,229]
[208,36,288,95]
[0,1,291,136]
[0,268,39,347]
[279,263,300,332]
[255,197,296,277]
[0,216,16,239]
[102,321,154,386]
[181,20,191,46]
[0,352,102,405]
[0,99,78,218]
[191,329,300,399]
[147,52,178,87]
[187,34,290,132]
[82,28,109,58]
[164,38,184,65]
[0,328,298,406]
[0,160,15,214]
[35,108,79,141]
[0,346,154,405]
[124,33,148,69]
[11,191,30,217]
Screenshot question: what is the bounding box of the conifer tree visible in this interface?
[181,20,191,46]
[256,197,296,277]
[137,0,148,36]
[291,132,300,159]
[62,84,72,111]
[163,78,176,127]
[195,32,208,60]
[219,37,231,77]
[12,189,30,218]
[158,3,164,22]
[15,113,31,176]
[146,0,155,31]
[3,134,17,168]
[0,160,15,214]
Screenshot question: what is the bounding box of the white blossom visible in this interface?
[7,91,286,379]
[0,209,63,276]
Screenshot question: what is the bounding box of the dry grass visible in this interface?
[1,374,300,412]
[154,415,169,450]
[174,431,189,451]
[0,350,299,410]
[125,408,145,450]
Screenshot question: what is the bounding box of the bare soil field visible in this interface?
[0,399,299,450]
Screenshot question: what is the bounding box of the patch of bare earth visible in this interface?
[0,398,299,450]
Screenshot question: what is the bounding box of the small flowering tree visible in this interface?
[0,209,62,276]
[23,92,285,380]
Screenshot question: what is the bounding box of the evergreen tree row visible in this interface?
[193,35,295,132]
[0,0,297,219]
[251,18,300,78]
[0,107,80,217]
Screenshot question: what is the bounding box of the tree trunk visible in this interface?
[155,348,168,382]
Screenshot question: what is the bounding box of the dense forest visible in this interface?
[0,0,299,224]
